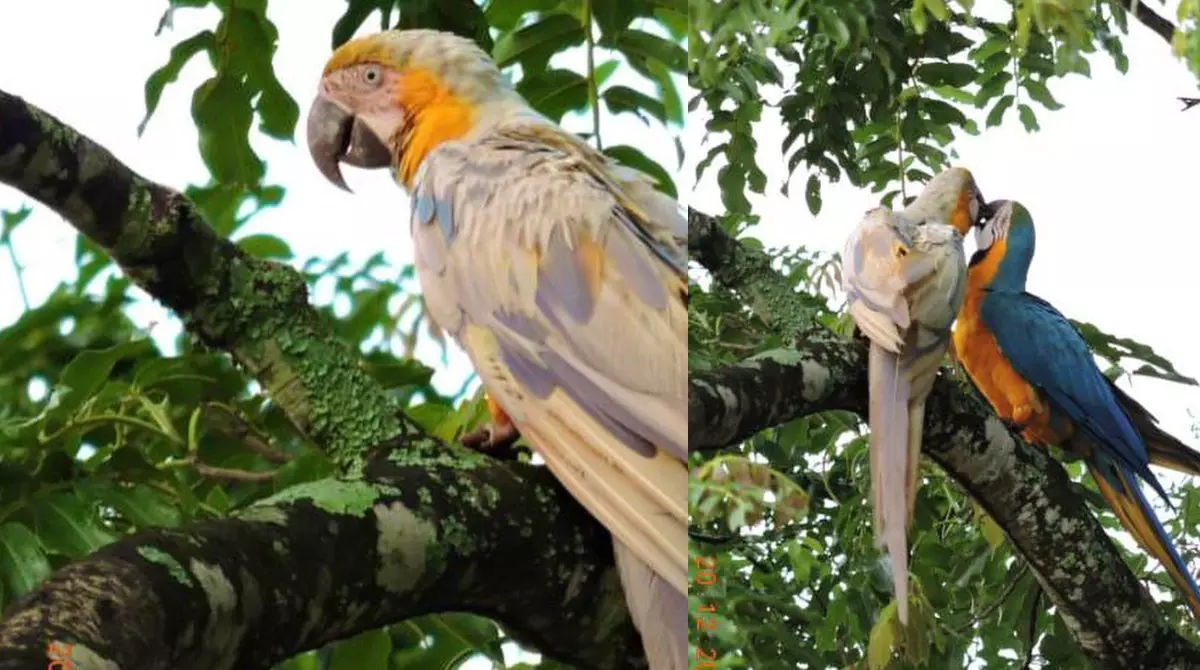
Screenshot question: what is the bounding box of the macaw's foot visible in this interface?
[1011,403,1036,426]
[460,421,523,460]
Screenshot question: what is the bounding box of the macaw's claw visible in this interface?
[460,421,523,460]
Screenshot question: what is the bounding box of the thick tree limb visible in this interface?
[686,207,815,338]
[0,89,643,668]
[687,207,1200,668]
[0,454,638,669]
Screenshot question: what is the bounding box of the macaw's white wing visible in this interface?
[408,125,688,597]
[842,207,915,353]
[841,206,965,624]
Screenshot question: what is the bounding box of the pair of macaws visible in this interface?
[305,30,687,669]
[844,168,1200,624]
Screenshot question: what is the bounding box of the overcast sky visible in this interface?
[0,2,682,666]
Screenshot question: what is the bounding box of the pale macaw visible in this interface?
[842,167,990,623]
[304,29,687,668]
[952,199,1200,617]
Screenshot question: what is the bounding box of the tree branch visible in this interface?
[0,89,644,668]
[687,207,1200,667]
[0,454,639,669]
[1129,0,1177,45]
[0,88,399,468]
[686,206,815,338]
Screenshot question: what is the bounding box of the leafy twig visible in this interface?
[4,237,29,310]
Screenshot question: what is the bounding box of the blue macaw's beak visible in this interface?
[983,200,1013,226]
[975,194,995,227]
[306,95,392,193]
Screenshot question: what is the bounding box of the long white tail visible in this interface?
[615,541,687,669]
[868,342,912,623]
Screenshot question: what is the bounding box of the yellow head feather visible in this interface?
[321,29,529,184]
[323,29,510,105]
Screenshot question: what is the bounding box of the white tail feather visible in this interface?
[615,542,687,670]
[868,342,912,624]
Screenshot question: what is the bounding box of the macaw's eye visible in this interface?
[363,66,382,86]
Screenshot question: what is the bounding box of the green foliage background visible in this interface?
[687,0,1200,668]
[0,0,684,667]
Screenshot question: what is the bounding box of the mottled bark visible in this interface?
[687,206,1200,668]
[0,89,644,669]
[0,456,636,670]
[0,88,395,469]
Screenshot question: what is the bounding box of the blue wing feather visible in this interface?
[979,291,1169,501]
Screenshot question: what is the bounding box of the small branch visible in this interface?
[180,457,277,482]
[3,239,29,310]
[1180,97,1200,112]
[202,402,293,463]
[583,0,602,151]
[1129,1,1177,45]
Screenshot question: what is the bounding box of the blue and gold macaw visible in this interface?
[953,200,1200,617]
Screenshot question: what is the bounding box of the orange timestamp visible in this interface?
[691,555,720,669]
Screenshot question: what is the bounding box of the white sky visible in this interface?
[0,2,682,667]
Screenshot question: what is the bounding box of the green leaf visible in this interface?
[27,492,116,558]
[602,85,668,123]
[866,605,897,668]
[45,340,153,420]
[915,62,977,88]
[1022,79,1065,110]
[138,30,216,136]
[236,233,294,260]
[603,145,678,198]
[805,174,822,215]
[1,204,32,243]
[94,484,183,529]
[484,0,559,32]
[394,0,494,52]
[330,0,387,48]
[329,627,393,669]
[0,522,52,598]
[191,75,263,186]
[493,13,584,74]
[221,8,299,142]
[1017,103,1039,131]
[611,28,687,73]
[364,359,435,390]
[516,68,591,122]
[986,94,1014,127]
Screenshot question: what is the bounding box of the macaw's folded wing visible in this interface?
[409,131,688,666]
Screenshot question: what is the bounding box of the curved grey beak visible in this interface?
[305,96,392,192]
